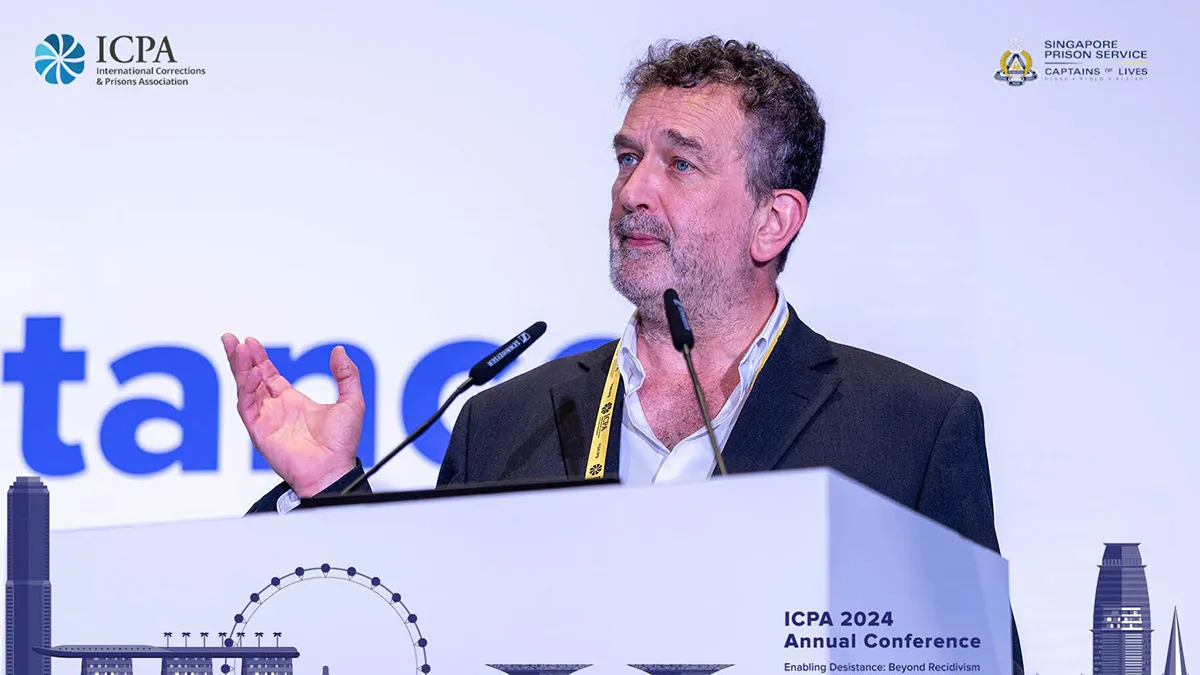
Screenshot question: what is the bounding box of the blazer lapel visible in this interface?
[549,341,625,479]
[720,305,841,475]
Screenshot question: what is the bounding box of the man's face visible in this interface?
[609,83,760,320]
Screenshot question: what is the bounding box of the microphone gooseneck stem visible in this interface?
[681,343,727,476]
[340,377,475,495]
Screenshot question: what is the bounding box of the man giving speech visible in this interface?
[221,36,1023,672]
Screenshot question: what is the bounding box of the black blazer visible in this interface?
[248,304,1023,673]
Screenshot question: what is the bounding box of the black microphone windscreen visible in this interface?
[468,321,547,384]
[663,288,694,351]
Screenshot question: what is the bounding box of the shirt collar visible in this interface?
[616,287,789,395]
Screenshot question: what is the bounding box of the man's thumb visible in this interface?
[329,346,364,409]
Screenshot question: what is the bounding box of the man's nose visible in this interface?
[617,160,661,213]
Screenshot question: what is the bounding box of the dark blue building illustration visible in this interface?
[486,666,591,674]
[7,476,52,675]
[1093,543,1153,675]
[32,645,299,674]
[628,666,733,675]
[1164,607,1187,675]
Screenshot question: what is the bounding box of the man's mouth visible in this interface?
[623,233,663,248]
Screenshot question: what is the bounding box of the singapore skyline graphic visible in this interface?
[5,476,738,675]
[5,476,1190,674]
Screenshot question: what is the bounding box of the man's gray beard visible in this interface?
[608,250,669,322]
[608,220,752,327]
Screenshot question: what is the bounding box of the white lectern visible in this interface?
[13,468,1011,674]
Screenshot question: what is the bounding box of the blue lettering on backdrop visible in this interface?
[99,346,219,474]
[2,317,87,476]
[2,316,615,476]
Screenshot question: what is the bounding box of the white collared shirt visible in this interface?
[616,287,789,485]
[277,287,788,512]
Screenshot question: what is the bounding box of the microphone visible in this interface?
[662,289,726,476]
[340,320,547,495]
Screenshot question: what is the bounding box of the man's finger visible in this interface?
[233,345,266,417]
[233,344,257,395]
[231,342,255,384]
[221,333,239,370]
[330,345,365,412]
[245,337,291,396]
[237,365,265,417]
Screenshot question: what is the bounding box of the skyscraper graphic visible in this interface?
[6,477,51,675]
[1093,543,1152,675]
[1164,607,1188,675]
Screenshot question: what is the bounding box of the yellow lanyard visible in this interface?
[584,311,788,479]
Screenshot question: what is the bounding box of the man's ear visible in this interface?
[750,189,807,265]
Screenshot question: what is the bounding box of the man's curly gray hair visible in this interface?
[622,36,825,271]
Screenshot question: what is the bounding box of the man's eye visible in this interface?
[618,154,638,167]
[673,159,693,172]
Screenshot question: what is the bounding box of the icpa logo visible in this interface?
[994,38,1038,87]
[34,33,86,84]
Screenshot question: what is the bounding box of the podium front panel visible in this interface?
[37,468,1010,674]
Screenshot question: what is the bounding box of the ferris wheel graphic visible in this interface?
[220,563,431,673]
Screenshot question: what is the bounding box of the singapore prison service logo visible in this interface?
[994,39,1038,86]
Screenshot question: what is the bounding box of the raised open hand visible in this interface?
[221,334,365,497]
